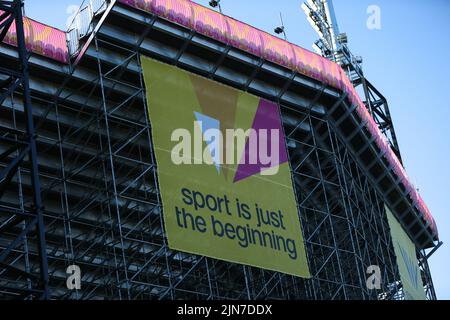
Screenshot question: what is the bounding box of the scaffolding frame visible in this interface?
[0,0,438,300]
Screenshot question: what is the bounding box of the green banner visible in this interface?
[386,206,426,300]
[142,56,310,278]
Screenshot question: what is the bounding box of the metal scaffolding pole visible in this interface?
[0,0,49,299]
[302,0,403,162]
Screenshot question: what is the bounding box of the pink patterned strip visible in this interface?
[1,10,68,64]
[119,0,438,237]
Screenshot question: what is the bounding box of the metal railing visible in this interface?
[67,0,108,56]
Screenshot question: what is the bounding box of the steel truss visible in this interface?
[0,0,49,299]
[0,0,437,299]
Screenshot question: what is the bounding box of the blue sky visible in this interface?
[23,0,450,299]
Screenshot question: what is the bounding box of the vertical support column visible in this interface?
[135,52,175,300]
[14,0,49,299]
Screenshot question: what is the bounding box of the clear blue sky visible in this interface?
[23,0,450,299]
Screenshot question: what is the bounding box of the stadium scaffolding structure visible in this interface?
[0,0,439,299]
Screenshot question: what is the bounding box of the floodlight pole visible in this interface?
[301,0,403,162]
[321,0,340,55]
